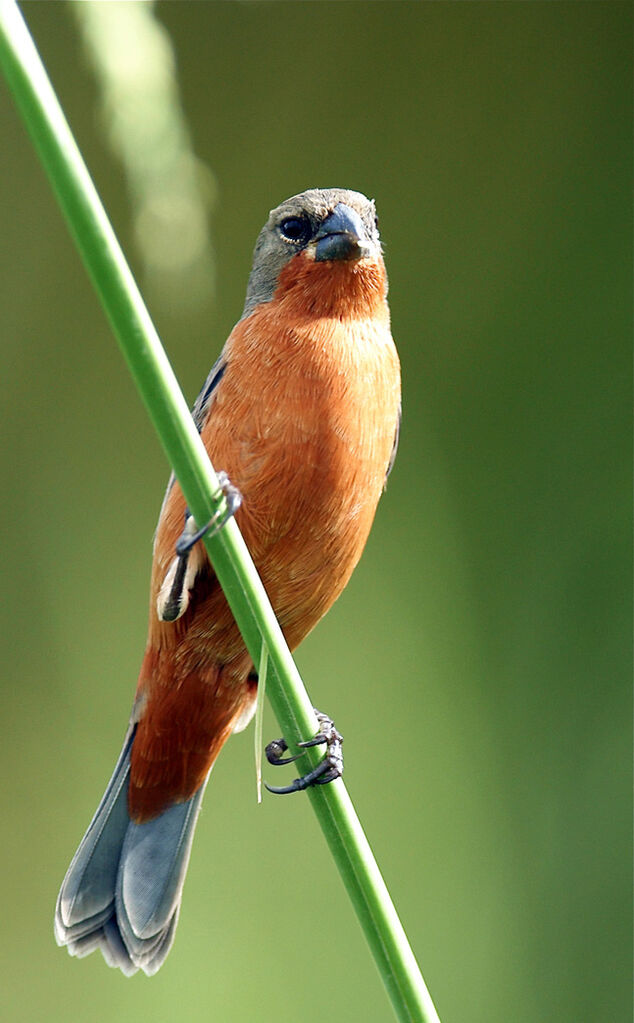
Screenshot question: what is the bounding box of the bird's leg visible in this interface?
[264,710,343,794]
[157,472,241,622]
[175,471,242,555]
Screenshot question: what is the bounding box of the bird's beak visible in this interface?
[313,203,374,263]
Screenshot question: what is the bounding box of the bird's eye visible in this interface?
[279,216,312,245]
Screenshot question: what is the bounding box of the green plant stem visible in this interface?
[0,4,441,1021]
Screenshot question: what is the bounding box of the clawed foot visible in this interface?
[264,710,343,794]
[175,471,242,555]
[157,472,241,622]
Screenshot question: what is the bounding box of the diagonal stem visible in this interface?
[0,3,441,1020]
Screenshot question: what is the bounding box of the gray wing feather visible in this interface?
[156,354,227,523]
[385,402,401,484]
[191,354,226,432]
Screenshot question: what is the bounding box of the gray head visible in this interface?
[242,188,382,318]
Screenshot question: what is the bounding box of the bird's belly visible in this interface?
[233,403,391,647]
[199,313,400,652]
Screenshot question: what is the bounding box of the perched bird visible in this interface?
[55,187,401,976]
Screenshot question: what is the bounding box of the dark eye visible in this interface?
[279,215,312,245]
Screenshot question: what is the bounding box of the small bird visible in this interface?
[55,188,401,976]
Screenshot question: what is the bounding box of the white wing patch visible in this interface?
[156,518,207,622]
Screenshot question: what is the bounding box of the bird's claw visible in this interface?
[264,738,304,766]
[175,472,242,555]
[264,710,343,795]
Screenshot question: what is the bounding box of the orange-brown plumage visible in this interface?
[130,247,400,821]
[56,189,401,977]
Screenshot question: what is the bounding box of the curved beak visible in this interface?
[313,203,374,263]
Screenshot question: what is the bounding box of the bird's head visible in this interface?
[242,188,387,320]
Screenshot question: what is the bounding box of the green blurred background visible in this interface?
[1,3,630,1021]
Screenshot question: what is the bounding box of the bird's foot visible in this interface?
[175,471,242,555]
[157,473,242,622]
[264,710,343,794]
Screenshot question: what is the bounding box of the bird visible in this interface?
[54,187,402,976]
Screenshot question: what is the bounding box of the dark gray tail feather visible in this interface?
[54,724,207,976]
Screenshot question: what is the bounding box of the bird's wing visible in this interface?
[385,401,401,484]
[191,354,227,432]
[154,354,228,622]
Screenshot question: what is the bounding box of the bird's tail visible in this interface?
[54,724,206,976]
